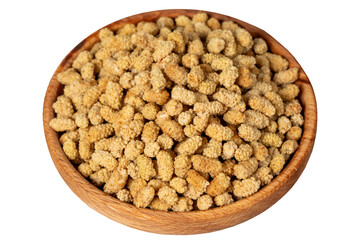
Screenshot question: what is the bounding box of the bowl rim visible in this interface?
[43,9,317,234]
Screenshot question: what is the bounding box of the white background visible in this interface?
[1,0,359,239]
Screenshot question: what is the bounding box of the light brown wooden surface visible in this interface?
[43,9,317,235]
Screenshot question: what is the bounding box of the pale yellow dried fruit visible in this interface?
[50,14,304,211]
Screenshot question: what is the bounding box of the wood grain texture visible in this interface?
[43,9,317,235]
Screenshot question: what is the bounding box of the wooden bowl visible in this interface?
[43,9,317,235]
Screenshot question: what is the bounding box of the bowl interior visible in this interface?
[43,9,317,235]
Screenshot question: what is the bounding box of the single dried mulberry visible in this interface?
[197,194,213,210]
[174,155,192,178]
[261,132,283,148]
[270,153,286,175]
[63,139,79,162]
[50,118,77,132]
[254,167,273,186]
[245,110,270,129]
[274,68,299,85]
[248,95,276,117]
[281,140,299,155]
[158,186,178,205]
[279,84,300,101]
[233,157,258,180]
[233,177,260,198]
[156,150,174,181]
[137,155,156,181]
[203,139,222,158]
[205,123,234,141]
[91,150,118,170]
[133,186,155,208]
[103,168,128,194]
[52,96,74,118]
[191,155,222,176]
[164,64,188,85]
[175,136,203,155]
[186,169,209,193]
[170,177,188,194]
[238,124,261,142]
[214,192,234,206]
[171,85,197,106]
[172,197,193,212]
[206,173,230,197]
